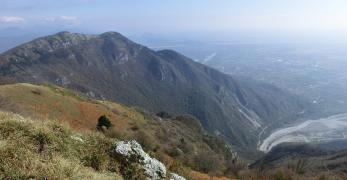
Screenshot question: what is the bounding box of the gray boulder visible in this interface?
[114,140,167,179]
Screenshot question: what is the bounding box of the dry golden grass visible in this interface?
[0,83,143,132]
[0,111,122,179]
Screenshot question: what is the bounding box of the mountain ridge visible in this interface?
[0,31,312,158]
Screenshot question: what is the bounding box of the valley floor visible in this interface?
[259,113,347,152]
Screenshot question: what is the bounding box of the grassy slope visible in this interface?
[0,111,122,179]
[0,83,142,131]
[0,83,237,179]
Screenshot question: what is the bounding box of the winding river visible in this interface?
[258,114,347,152]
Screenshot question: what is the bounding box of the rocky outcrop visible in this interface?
[113,140,185,180]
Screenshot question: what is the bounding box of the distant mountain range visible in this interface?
[0,31,313,158]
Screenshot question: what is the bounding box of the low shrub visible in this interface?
[82,153,102,170]
[193,150,223,175]
[134,129,157,151]
[97,115,112,130]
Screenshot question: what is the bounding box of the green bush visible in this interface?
[97,115,112,130]
[156,111,172,119]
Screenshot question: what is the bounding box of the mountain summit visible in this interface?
[0,31,309,157]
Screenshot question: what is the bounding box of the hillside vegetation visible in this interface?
[247,143,347,180]
[0,108,343,180]
[0,111,122,179]
[0,83,241,179]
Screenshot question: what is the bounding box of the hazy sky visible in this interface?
[1,0,347,41]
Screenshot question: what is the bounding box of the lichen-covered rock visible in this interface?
[114,140,167,179]
[170,173,186,180]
